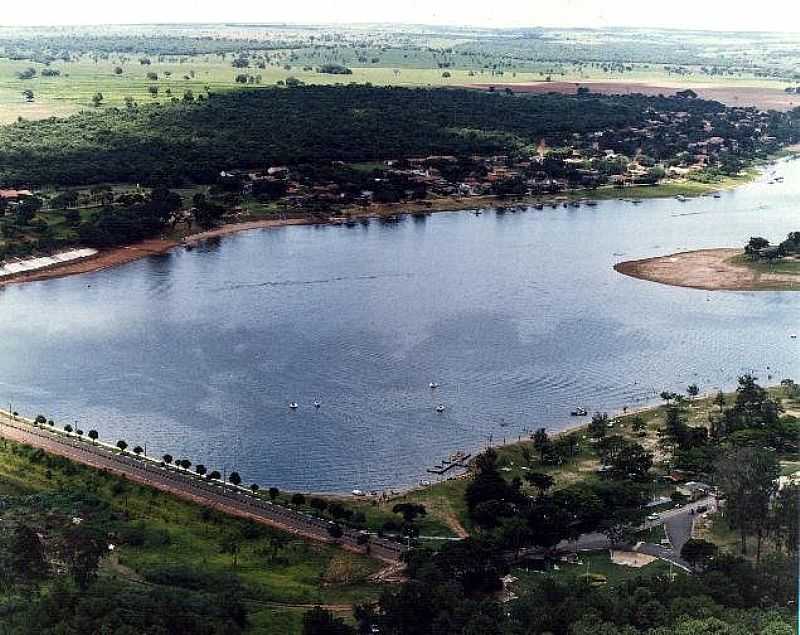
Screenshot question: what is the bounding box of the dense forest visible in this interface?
[1,85,795,188]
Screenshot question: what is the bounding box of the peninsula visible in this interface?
[615,233,800,291]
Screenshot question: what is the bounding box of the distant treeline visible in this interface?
[0,35,287,58]
[0,86,797,188]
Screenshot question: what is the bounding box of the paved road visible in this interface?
[662,496,717,555]
[538,498,718,571]
[0,411,406,563]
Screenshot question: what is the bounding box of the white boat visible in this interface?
[289,402,299,409]
[313,400,321,408]
[676,195,687,202]
[429,382,440,389]
[712,192,721,198]
[435,404,446,413]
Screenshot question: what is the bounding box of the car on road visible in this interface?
[647,513,660,521]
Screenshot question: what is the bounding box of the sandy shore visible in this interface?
[0,218,316,288]
[615,248,800,291]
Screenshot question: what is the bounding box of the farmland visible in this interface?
[1,24,799,122]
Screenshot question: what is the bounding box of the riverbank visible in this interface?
[0,171,761,288]
[615,248,800,291]
[0,218,315,287]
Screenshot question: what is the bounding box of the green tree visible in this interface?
[228,471,242,486]
[715,447,780,559]
[87,429,98,443]
[532,428,550,461]
[523,471,554,496]
[302,606,354,635]
[681,538,718,570]
[392,503,427,523]
[116,440,127,453]
[588,412,609,439]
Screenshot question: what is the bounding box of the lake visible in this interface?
[1,159,798,492]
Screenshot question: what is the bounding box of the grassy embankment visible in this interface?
[0,436,382,633]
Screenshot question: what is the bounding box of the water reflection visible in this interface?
[0,159,798,491]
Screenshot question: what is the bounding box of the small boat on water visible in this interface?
[631,199,642,205]
[712,192,721,198]
[435,404,446,413]
[313,400,321,408]
[289,402,299,409]
[570,407,588,417]
[429,382,440,389]
[533,203,544,210]
[676,195,687,202]
[585,200,598,207]
[474,210,482,215]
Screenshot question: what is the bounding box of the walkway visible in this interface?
[0,410,406,563]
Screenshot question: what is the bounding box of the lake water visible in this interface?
[1,160,798,492]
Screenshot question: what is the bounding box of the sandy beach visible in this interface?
[615,248,800,291]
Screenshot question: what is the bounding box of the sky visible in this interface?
[1,0,798,33]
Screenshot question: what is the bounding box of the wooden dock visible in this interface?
[426,452,471,475]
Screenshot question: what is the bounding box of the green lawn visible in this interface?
[728,253,800,276]
[511,549,675,593]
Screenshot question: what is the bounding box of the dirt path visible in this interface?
[615,248,800,291]
[441,509,470,539]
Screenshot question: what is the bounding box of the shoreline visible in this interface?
[0,218,316,288]
[0,171,762,289]
[615,248,800,291]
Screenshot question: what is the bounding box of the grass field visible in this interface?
[0,52,796,124]
[511,549,674,593]
[729,253,800,276]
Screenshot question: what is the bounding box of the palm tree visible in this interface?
[195,464,207,477]
[229,471,242,487]
[116,440,128,453]
[133,446,144,458]
[88,430,98,444]
[162,453,173,466]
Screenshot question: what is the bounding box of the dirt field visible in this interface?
[614,248,800,291]
[468,81,799,111]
